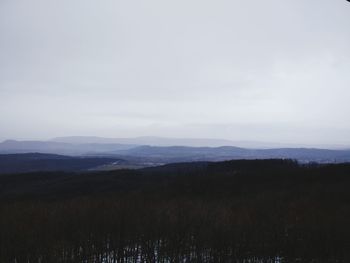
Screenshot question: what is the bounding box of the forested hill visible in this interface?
[1,159,350,262]
[1,159,350,199]
[0,153,119,174]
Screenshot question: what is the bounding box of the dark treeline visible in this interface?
[1,159,350,262]
[0,153,119,174]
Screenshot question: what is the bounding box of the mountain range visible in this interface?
[1,136,350,174]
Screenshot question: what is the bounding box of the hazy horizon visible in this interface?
[1,0,350,146]
[1,135,349,149]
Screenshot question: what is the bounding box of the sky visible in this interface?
[0,0,350,146]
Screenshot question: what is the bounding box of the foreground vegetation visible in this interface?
[1,159,350,262]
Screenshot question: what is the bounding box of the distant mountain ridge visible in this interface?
[51,136,248,147]
[114,145,350,163]
[1,139,350,164]
[0,140,136,156]
[51,136,316,148]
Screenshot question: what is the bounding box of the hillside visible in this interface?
[1,160,350,262]
[0,153,120,174]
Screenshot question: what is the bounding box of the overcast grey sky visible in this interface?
[0,0,350,145]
